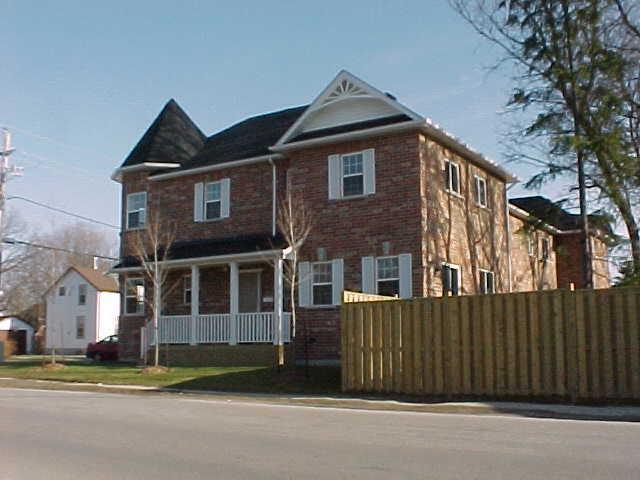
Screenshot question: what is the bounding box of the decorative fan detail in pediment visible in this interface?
[321,79,369,106]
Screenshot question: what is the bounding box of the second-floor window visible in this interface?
[475,175,487,207]
[78,284,87,305]
[479,269,495,294]
[126,192,147,230]
[125,278,145,315]
[442,263,460,296]
[541,237,551,261]
[312,262,333,306]
[328,149,375,200]
[194,179,230,222]
[205,181,222,220]
[444,160,461,195]
[342,153,364,197]
[527,234,535,256]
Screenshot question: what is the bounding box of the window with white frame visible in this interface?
[126,192,146,229]
[76,315,86,339]
[475,175,487,207]
[442,263,460,296]
[183,275,192,304]
[479,269,495,294]
[377,256,400,297]
[312,262,333,306]
[527,234,535,256]
[205,181,222,220]
[58,286,66,297]
[444,160,461,195]
[541,237,551,261]
[78,284,87,305]
[342,152,364,197]
[125,278,145,314]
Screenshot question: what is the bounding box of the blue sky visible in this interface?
[1,0,563,244]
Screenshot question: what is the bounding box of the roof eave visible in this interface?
[149,154,285,181]
[270,120,424,153]
[111,162,182,183]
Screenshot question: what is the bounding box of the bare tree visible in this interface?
[274,186,313,370]
[130,210,177,368]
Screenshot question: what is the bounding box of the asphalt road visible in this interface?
[1,388,639,480]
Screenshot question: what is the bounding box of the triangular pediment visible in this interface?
[276,70,423,145]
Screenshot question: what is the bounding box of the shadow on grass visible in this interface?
[165,366,342,395]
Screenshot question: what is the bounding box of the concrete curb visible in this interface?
[2,377,640,422]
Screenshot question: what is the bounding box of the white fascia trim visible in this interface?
[275,69,424,147]
[149,154,284,181]
[421,122,518,183]
[110,249,284,272]
[111,163,181,182]
[271,120,424,153]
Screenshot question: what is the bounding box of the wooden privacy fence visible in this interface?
[341,287,640,401]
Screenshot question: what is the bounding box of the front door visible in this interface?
[238,271,261,313]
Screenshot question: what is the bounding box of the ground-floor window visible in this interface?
[76,315,85,339]
[479,269,495,294]
[312,262,333,306]
[442,263,460,296]
[125,277,145,314]
[377,256,400,297]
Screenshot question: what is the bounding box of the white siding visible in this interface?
[45,270,119,351]
[97,291,120,341]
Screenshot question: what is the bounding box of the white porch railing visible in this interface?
[146,312,291,346]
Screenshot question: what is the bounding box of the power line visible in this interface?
[3,237,117,260]
[7,195,120,229]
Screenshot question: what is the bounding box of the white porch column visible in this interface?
[273,256,284,346]
[190,265,200,345]
[229,261,239,345]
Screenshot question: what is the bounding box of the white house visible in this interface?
[45,267,120,354]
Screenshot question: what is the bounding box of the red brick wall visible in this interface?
[509,213,557,291]
[556,232,610,289]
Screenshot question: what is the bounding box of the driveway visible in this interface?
[1,388,639,479]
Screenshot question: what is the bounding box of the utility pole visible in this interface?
[0,128,23,308]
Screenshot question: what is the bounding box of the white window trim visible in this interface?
[527,234,536,257]
[76,315,86,339]
[442,262,461,296]
[541,237,551,262]
[376,255,400,296]
[124,277,145,315]
[78,284,87,306]
[126,192,147,230]
[474,175,488,208]
[340,151,366,199]
[311,261,333,307]
[444,160,461,196]
[183,274,192,305]
[479,269,495,294]
[204,181,223,221]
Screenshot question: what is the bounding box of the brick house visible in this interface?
[111,70,611,365]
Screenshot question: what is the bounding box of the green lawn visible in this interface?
[0,356,341,394]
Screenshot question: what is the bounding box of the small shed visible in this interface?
[0,317,35,355]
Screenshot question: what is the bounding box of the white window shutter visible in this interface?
[298,262,311,307]
[399,253,412,298]
[221,178,231,218]
[193,182,204,222]
[363,148,376,195]
[361,256,375,293]
[328,154,341,200]
[331,258,344,305]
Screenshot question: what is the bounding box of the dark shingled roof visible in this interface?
[178,105,309,171]
[289,114,413,142]
[114,233,285,269]
[509,196,613,236]
[121,99,206,168]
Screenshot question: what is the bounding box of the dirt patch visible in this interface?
[140,366,170,375]
[39,363,68,371]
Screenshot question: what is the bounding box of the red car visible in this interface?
[86,335,119,361]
